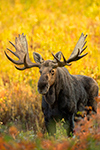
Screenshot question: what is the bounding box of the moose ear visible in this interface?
[33,52,44,64]
[53,51,62,62]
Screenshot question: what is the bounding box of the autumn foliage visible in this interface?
[0,0,100,149]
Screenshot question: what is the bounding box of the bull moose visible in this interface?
[5,33,98,136]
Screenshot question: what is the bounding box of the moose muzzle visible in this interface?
[38,75,50,95]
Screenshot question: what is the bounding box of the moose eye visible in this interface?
[50,69,55,75]
[39,70,42,75]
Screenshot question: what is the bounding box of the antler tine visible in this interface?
[61,52,71,66]
[52,52,71,67]
[9,41,16,48]
[15,55,40,70]
[15,65,26,70]
[5,41,22,64]
[5,33,40,69]
[80,45,87,55]
[84,34,87,40]
[77,50,88,60]
[51,52,61,63]
[15,55,28,70]
[6,48,19,58]
[4,51,22,65]
[61,52,66,63]
[52,52,66,67]
[8,41,22,58]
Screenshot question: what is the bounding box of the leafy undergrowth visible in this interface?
[0,96,100,150]
[0,0,100,149]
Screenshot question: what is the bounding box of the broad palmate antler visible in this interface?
[5,33,41,70]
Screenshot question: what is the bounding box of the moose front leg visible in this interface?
[44,117,56,136]
[64,113,75,137]
[42,96,56,136]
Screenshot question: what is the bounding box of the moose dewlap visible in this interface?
[5,33,98,136]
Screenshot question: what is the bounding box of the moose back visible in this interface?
[5,33,98,136]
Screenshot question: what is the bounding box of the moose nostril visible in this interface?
[45,75,48,80]
[38,82,47,89]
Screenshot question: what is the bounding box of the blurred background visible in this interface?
[0,0,100,133]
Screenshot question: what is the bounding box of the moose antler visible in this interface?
[52,33,88,67]
[5,33,40,70]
